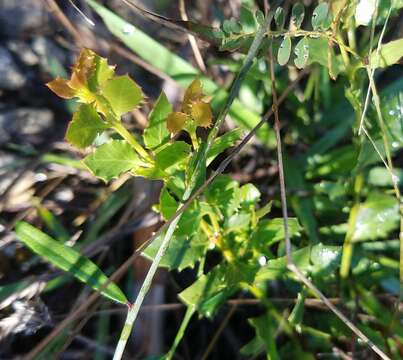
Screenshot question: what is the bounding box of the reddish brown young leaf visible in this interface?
[182,78,203,114]
[46,77,76,99]
[191,101,213,128]
[166,112,189,134]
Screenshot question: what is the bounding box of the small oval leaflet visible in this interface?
[294,37,309,69]
[291,3,305,29]
[278,36,292,66]
[312,3,330,30]
[274,7,285,30]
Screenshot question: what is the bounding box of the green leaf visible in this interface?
[274,7,285,30]
[222,18,243,34]
[311,3,330,30]
[291,3,305,29]
[370,38,403,69]
[288,290,306,326]
[251,218,302,248]
[248,313,280,360]
[88,55,115,91]
[15,222,127,304]
[101,75,143,116]
[207,128,242,165]
[278,36,291,66]
[65,104,108,149]
[37,205,70,242]
[179,263,257,317]
[204,175,240,217]
[143,92,171,149]
[294,37,309,69]
[155,141,190,171]
[159,187,178,220]
[83,140,142,181]
[352,192,399,242]
[142,232,209,271]
[368,167,403,187]
[240,5,258,32]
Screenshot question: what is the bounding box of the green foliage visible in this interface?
[17,1,403,358]
[15,222,127,304]
[83,140,142,182]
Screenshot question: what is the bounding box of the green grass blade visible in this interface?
[15,221,127,304]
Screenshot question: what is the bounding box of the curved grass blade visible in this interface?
[15,222,127,304]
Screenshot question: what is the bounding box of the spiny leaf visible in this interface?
[101,75,143,116]
[182,78,203,113]
[190,101,213,128]
[154,141,190,171]
[143,92,172,149]
[166,112,189,134]
[65,104,108,149]
[278,36,292,66]
[207,128,242,165]
[15,222,127,304]
[70,48,97,90]
[46,77,76,99]
[291,3,305,29]
[294,37,310,69]
[274,7,285,30]
[83,140,143,182]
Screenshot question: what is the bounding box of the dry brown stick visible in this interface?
[45,0,85,47]
[267,47,390,360]
[24,68,306,360]
[178,0,207,73]
[200,303,238,360]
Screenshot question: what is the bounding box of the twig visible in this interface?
[179,0,207,73]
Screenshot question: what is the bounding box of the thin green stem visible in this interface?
[112,121,153,163]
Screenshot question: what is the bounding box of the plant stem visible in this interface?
[112,121,153,163]
[113,207,185,360]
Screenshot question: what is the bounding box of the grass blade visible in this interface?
[15,222,127,304]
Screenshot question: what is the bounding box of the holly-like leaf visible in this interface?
[46,77,76,99]
[291,3,305,29]
[179,263,257,317]
[294,37,309,69]
[311,3,330,30]
[182,78,203,114]
[69,48,97,90]
[143,92,171,149]
[166,112,189,134]
[155,141,190,171]
[83,140,142,181]
[207,128,242,165]
[158,187,178,219]
[101,75,143,116]
[66,104,108,149]
[88,55,115,91]
[190,101,213,128]
[15,222,127,304]
[278,36,292,66]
